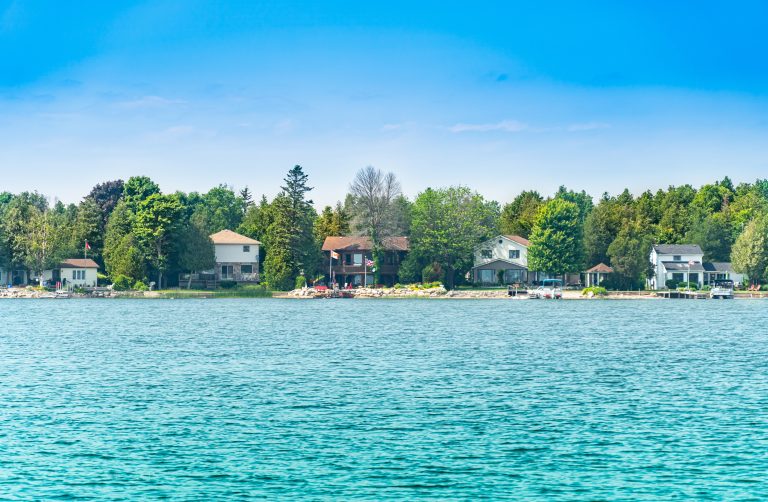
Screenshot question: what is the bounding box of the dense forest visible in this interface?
[1,166,766,290]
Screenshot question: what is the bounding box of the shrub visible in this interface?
[219,280,237,289]
[393,283,403,289]
[421,263,443,283]
[761,285,768,292]
[665,279,679,290]
[132,280,149,291]
[581,286,607,296]
[676,282,698,290]
[295,275,307,289]
[700,285,711,292]
[112,274,132,291]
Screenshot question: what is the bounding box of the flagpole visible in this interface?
[329,250,333,287]
[84,240,87,260]
[364,256,367,288]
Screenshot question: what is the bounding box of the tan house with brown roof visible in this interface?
[322,236,409,287]
[210,229,261,283]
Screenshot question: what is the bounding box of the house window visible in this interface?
[221,265,233,279]
[509,249,520,259]
[243,245,250,253]
[345,254,352,265]
[241,264,253,274]
[498,239,503,244]
[478,269,495,283]
[673,255,681,261]
[353,253,363,266]
[480,249,492,259]
[72,270,77,280]
[672,273,684,282]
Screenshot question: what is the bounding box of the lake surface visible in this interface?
[2,299,767,500]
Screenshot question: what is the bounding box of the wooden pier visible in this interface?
[656,290,708,299]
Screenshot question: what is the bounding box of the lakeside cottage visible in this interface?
[0,268,28,287]
[322,236,409,287]
[42,259,99,289]
[180,229,261,288]
[647,244,744,289]
[210,229,261,283]
[471,235,532,285]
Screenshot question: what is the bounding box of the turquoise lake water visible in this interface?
[2,299,767,500]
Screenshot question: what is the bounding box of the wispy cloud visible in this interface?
[450,119,611,133]
[115,95,185,109]
[449,120,529,133]
[567,121,611,131]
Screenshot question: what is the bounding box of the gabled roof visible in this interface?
[322,236,409,252]
[210,229,261,245]
[703,262,735,272]
[476,234,530,250]
[471,258,528,270]
[503,235,531,247]
[653,244,703,255]
[585,263,614,273]
[661,261,705,272]
[60,258,99,269]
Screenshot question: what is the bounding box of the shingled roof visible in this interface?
[653,244,703,255]
[322,236,409,252]
[210,229,261,245]
[60,258,99,268]
[503,235,531,247]
[585,263,614,273]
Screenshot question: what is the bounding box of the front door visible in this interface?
[221,265,234,280]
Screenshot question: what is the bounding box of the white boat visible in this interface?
[710,280,734,299]
[54,290,71,299]
[529,279,563,299]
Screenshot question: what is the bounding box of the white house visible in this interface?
[471,235,531,285]
[648,244,744,289]
[210,229,261,283]
[42,259,99,289]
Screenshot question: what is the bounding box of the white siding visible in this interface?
[215,243,259,264]
[474,236,528,268]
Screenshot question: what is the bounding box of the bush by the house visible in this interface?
[676,282,698,290]
[581,286,607,296]
[219,280,237,289]
[132,280,148,291]
[112,275,131,291]
[665,279,679,289]
[295,275,307,289]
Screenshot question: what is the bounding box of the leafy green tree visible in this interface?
[133,193,184,289]
[732,217,768,285]
[105,233,146,282]
[178,220,215,289]
[555,185,593,223]
[583,193,633,267]
[190,185,245,235]
[314,202,351,243]
[123,176,160,208]
[499,190,543,238]
[262,194,296,290]
[687,212,733,262]
[528,199,584,275]
[409,186,499,289]
[71,197,104,262]
[606,220,654,289]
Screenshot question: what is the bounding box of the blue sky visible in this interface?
[1,1,767,206]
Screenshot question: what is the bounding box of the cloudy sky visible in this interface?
[1,0,767,206]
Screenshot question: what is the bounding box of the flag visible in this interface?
[365,258,374,267]
[330,250,340,260]
[85,241,91,251]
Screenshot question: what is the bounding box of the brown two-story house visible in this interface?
[322,236,409,287]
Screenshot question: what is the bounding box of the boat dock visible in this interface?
[656,290,709,299]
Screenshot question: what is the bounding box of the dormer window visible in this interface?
[243,245,250,253]
[673,255,681,261]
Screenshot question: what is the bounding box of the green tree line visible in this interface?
[2,170,767,290]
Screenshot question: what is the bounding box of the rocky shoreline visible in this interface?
[281,287,661,300]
